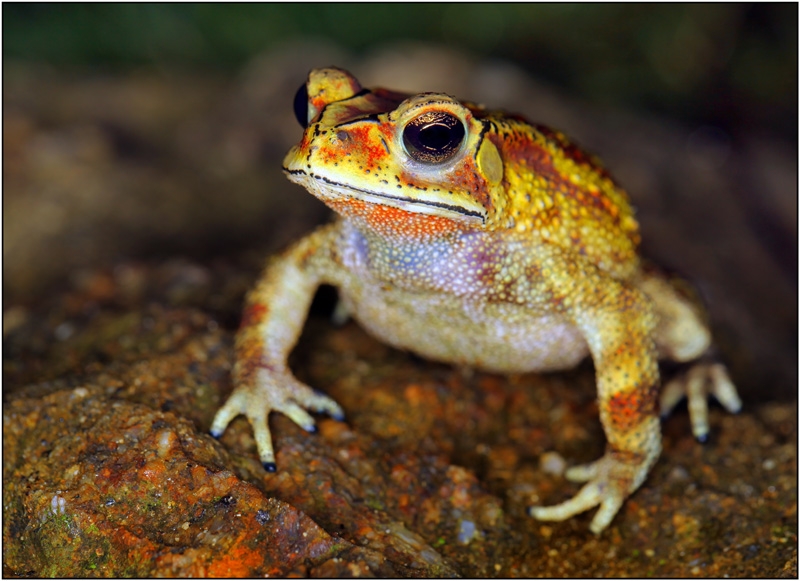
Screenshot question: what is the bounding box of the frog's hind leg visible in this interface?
[635,267,742,441]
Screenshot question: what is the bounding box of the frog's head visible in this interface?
[283,67,507,237]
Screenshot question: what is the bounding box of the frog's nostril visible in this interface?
[336,130,350,142]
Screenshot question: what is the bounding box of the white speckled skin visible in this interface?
[331,220,589,373]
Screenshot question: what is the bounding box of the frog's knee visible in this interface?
[657,315,711,361]
[636,270,712,362]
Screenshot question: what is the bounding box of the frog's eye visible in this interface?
[402,111,465,164]
[293,83,310,128]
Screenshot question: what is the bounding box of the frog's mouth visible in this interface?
[284,167,486,224]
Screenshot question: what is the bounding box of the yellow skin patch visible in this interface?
[211,67,742,534]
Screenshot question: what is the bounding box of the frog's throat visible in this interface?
[283,168,486,224]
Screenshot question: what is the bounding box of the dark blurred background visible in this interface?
[3,4,797,399]
[5,3,797,142]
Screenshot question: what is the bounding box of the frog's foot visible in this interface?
[660,362,742,442]
[209,368,344,471]
[529,450,656,534]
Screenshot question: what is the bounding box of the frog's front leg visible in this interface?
[530,271,661,534]
[210,225,344,471]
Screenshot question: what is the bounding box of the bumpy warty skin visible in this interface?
[210,67,742,534]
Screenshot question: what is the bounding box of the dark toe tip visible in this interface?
[263,462,277,473]
[695,433,709,444]
[209,430,222,440]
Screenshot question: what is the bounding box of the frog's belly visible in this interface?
[339,287,589,374]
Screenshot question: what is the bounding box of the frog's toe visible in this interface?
[250,410,277,467]
[659,378,686,418]
[707,363,743,413]
[563,459,601,482]
[660,362,742,441]
[209,389,249,438]
[267,378,345,431]
[529,481,602,522]
[588,494,626,535]
[305,389,346,420]
[277,401,317,432]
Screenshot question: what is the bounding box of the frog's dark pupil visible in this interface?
[293,83,310,128]
[419,125,451,149]
[403,112,465,164]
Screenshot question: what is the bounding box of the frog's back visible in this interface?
[475,107,641,279]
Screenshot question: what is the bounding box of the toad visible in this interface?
[211,68,741,533]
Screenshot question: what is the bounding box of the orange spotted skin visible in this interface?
[211,67,742,534]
